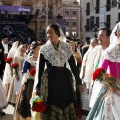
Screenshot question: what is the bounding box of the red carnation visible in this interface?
[5,57,13,64]
[32,102,46,112]
[11,62,19,69]
[29,68,36,76]
[92,68,106,81]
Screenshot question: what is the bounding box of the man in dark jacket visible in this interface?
[0,42,5,80]
[1,35,12,60]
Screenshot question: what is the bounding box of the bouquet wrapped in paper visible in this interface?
[92,67,120,92]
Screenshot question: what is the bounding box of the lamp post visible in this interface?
[93,24,98,38]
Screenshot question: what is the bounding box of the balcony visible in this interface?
[1,0,13,5]
[84,25,89,31]
[106,5,111,11]
[22,0,33,6]
[95,7,99,14]
[104,22,110,28]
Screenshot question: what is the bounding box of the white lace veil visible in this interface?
[58,27,67,42]
[33,45,47,92]
[13,44,25,61]
[7,41,19,58]
[47,23,67,42]
[33,23,67,91]
[110,22,120,45]
[104,22,120,62]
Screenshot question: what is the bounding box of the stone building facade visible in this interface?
[62,0,81,41]
[81,0,120,42]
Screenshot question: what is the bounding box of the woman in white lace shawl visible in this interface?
[36,23,84,120]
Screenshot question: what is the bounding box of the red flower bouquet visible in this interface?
[92,67,120,92]
[32,95,46,112]
[92,68,106,81]
[29,68,36,76]
[5,57,13,64]
[11,62,19,69]
[11,62,19,76]
[6,57,13,72]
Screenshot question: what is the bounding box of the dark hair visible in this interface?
[69,40,77,52]
[91,38,99,44]
[99,27,111,36]
[2,34,8,39]
[37,41,45,45]
[66,39,70,43]
[115,24,120,36]
[31,42,40,50]
[48,23,61,37]
[66,36,72,41]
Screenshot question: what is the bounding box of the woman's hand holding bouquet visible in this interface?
[92,68,120,92]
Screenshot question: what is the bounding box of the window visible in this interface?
[95,0,100,14]
[48,6,52,19]
[85,19,89,31]
[66,32,69,36]
[105,15,110,28]
[118,13,120,20]
[96,17,99,28]
[106,0,111,11]
[86,2,90,16]
[72,22,77,26]
[73,11,77,15]
[72,32,77,39]
[86,37,90,41]
[112,0,117,7]
[66,22,69,26]
[65,11,69,15]
[117,13,120,23]
[72,32,77,35]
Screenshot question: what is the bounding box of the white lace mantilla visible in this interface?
[40,40,72,67]
[104,44,120,62]
[26,56,37,67]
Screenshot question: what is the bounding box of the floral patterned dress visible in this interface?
[14,56,37,120]
[37,40,82,120]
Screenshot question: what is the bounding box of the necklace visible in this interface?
[55,51,61,58]
[52,41,61,58]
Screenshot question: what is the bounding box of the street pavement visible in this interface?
[0,105,86,120]
[0,105,14,120]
